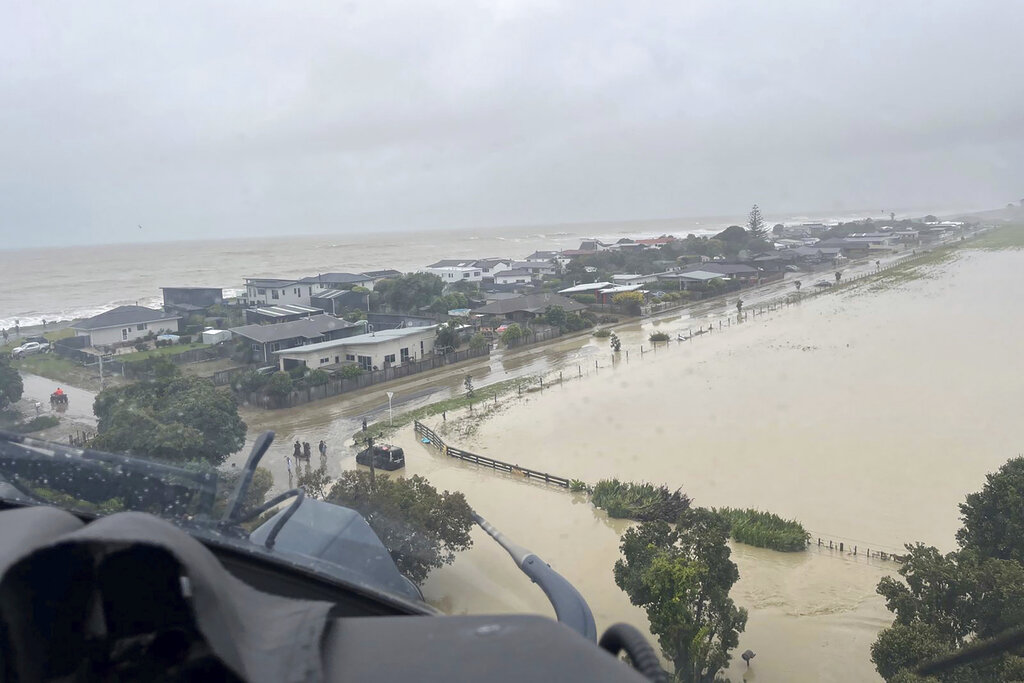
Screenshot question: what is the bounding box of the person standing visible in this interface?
[318,440,327,466]
[303,441,312,460]
[285,454,293,487]
[293,440,302,460]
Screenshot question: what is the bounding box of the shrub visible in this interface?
[339,365,363,379]
[133,340,148,352]
[571,294,597,304]
[235,369,270,394]
[179,335,192,344]
[469,333,488,350]
[569,479,590,493]
[591,479,691,522]
[649,331,670,343]
[597,315,619,324]
[612,291,644,315]
[308,368,330,386]
[287,365,307,380]
[500,323,523,345]
[266,371,294,397]
[593,329,611,338]
[12,415,60,433]
[716,507,809,552]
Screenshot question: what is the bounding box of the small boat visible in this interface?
[356,443,406,471]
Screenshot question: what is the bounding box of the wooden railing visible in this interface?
[414,420,571,489]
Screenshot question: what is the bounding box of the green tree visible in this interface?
[612,291,644,315]
[435,321,461,351]
[610,332,621,353]
[326,471,475,584]
[0,356,24,412]
[500,323,523,345]
[92,373,246,466]
[297,465,333,500]
[614,509,747,682]
[956,457,1024,563]
[468,332,487,350]
[308,368,330,386]
[374,273,444,312]
[266,371,294,397]
[542,305,568,330]
[747,204,768,240]
[463,374,474,398]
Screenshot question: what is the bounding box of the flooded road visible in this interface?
[230,241,1015,682]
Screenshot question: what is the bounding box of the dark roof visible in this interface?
[161,286,224,293]
[298,272,370,285]
[497,269,534,278]
[361,269,402,279]
[472,293,586,316]
[525,251,558,260]
[426,259,478,268]
[72,306,179,331]
[229,314,361,344]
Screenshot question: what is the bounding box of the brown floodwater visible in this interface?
[236,247,1023,682]
[383,248,1024,682]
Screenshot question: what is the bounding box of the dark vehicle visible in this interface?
[50,390,68,408]
[356,443,406,471]
[0,431,663,682]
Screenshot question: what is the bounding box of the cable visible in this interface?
[598,623,669,683]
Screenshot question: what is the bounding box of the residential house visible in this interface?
[656,270,725,291]
[471,293,586,324]
[299,272,376,292]
[683,263,759,282]
[361,269,402,283]
[423,264,484,283]
[244,278,310,307]
[72,306,181,347]
[596,284,646,304]
[524,250,559,263]
[161,287,224,316]
[229,314,366,364]
[494,268,535,285]
[611,273,659,286]
[244,303,325,325]
[273,325,438,372]
[310,289,369,316]
[474,258,514,277]
[558,282,613,296]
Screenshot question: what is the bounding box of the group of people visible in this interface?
[285,439,328,483]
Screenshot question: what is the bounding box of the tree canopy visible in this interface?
[326,471,474,584]
[374,273,445,312]
[0,356,23,412]
[747,204,768,240]
[871,457,1024,681]
[614,508,747,682]
[92,369,247,466]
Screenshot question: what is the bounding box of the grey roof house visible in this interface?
[72,306,181,347]
[472,293,586,323]
[229,314,366,363]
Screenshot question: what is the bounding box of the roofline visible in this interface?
[72,314,181,331]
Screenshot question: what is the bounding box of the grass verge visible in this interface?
[117,342,211,363]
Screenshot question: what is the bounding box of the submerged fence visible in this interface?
[414,420,571,488]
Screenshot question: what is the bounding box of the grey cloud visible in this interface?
[2,0,1023,247]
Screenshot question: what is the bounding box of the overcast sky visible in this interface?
[3,1,1023,248]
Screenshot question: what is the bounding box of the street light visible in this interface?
[386,391,394,426]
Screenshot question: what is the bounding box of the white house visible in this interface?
[423,265,483,283]
[72,306,181,347]
[273,325,438,372]
[244,278,311,306]
[611,273,659,286]
[494,268,535,285]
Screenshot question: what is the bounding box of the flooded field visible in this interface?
[233,245,1023,681]
[382,247,1024,682]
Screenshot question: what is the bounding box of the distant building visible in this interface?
[230,314,366,364]
[310,289,368,316]
[494,268,535,285]
[72,306,181,347]
[472,293,586,324]
[299,272,376,291]
[423,265,483,283]
[244,278,310,307]
[611,273,659,286]
[161,287,224,316]
[273,325,438,372]
[361,269,402,283]
[244,303,325,325]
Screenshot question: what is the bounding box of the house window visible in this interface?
[357,355,372,371]
[462,272,469,278]
[137,323,147,331]
[257,288,266,295]
[122,328,129,340]
[269,342,280,351]
[400,347,410,362]
[271,290,279,300]
[309,287,313,297]
[384,354,396,364]
[420,341,424,355]
[320,357,330,365]
[345,354,355,361]
[334,356,340,364]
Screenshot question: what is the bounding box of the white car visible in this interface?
[11,342,45,357]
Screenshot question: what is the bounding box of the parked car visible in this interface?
[11,342,46,357]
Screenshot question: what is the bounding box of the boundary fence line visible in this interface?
[414,420,571,489]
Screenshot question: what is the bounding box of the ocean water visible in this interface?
[0,207,961,330]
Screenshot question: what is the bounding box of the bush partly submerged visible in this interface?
[716,507,809,552]
[592,479,690,522]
